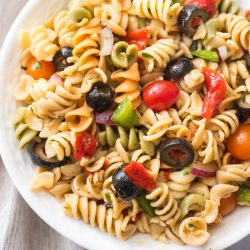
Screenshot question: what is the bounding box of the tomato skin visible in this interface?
[185,0,217,15]
[142,80,180,112]
[74,132,97,160]
[226,124,250,161]
[123,29,148,51]
[219,193,237,217]
[27,57,56,80]
[202,67,226,119]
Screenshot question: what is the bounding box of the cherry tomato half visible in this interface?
[123,29,148,51]
[226,124,250,161]
[219,193,237,217]
[185,0,217,15]
[74,132,97,160]
[27,57,56,80]
[142,80,180,111]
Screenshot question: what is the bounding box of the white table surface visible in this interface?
[0,1,249,250]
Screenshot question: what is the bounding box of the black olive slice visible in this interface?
[30,142,69,169]
[190,40,198,52]
[178,5,210,37]
[112,165,142,201]
[86,82,114,112]
[236,97,250,120]
[159,138,194,169]
[53,47,74,72]
[164,57,194,81]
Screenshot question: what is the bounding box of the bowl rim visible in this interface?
[0,1,250,250]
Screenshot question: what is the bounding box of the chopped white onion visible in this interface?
[100,27,114,56]
[217,46,227,62]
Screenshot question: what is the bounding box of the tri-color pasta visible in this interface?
[14,0,250,247]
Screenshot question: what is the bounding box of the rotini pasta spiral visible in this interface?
[32,83,82,119]
[67,0,93,28]
[139,39,179,72]
[102,189,140,220]
[179,69,204,94]
[95,0,131,36]
[72,17,102,73]
[136,215,176,243]
[218,60,249,90]
[64,102,93,132]
[139,106,193,142]
[206,110,239,143]
[200,184,239,223]
[217,152,250,183]
[146,183,181,227]
[45,131,73,161]
[97,125,155,156]
[30,167,61,191]
[13,107,42,148]
[54,10,76,47]
[102,151,124,190]
[217,0,245,15]
[64,194,137,240]
[71,171,105,199]
[111,62,142,109]
[178,217,210,246]
[29,25,59,61]
[132,0,181,28]
[14,75,54,103]
[167,168,196,199]
[81,67,107,93]
[219,13,250,53]
[127,15,147,31]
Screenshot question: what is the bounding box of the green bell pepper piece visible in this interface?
[237,186,250,202]
[192,50,219,62]
[136,192,156,217]
[112,98,138,128]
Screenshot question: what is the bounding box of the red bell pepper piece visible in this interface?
[123,29,148,51]
[124,161,156,191]
[202,67,226,119]
[185,0,217,15]
[74,132,97,160]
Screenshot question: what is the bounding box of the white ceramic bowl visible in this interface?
[0,1,250,249]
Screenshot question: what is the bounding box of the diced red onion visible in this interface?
[100,27,114,56]
[217,46,227,62]
[95,111,116,125]
[190,162,218,178]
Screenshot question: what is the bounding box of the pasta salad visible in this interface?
[13,0,250,246]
